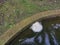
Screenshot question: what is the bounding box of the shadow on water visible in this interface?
[6,15,60,45]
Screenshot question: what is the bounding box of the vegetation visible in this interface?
[0,0,60,35]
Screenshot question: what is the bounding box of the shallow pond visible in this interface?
[6,16,60,45]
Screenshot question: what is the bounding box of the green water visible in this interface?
[6,16,60,45]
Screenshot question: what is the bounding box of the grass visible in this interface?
[0,0,60,35]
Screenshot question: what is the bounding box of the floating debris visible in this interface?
[30,22,43,33]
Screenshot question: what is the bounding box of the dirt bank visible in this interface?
[0,0,6,3]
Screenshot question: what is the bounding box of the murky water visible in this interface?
[6,16,60,45]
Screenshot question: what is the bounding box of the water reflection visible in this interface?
[20,37,36,45]
[7,17,60,45]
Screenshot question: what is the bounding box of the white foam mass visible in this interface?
[30,22,43,32]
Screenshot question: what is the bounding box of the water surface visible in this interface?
[6,16,60,45]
